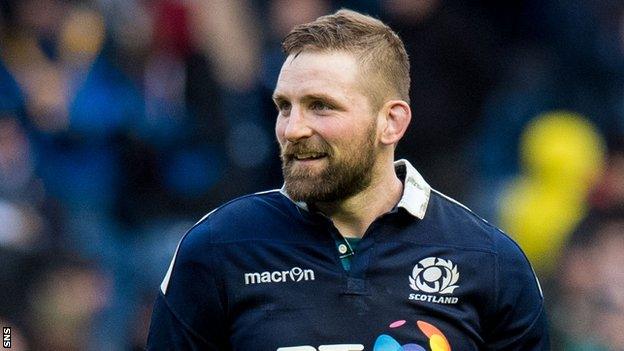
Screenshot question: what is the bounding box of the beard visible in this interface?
[280,122,377,203]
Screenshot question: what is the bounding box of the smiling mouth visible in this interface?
[292,152,328,161]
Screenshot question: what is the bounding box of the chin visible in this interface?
[284,179,351,203]
[284,181,321,202]
[289,158,329,174]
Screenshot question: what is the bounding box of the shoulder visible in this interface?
[427,188,542,288]
[422,189,544,304]
[423,189,528,259]
[183,189,299,246]
[160,190,295,294]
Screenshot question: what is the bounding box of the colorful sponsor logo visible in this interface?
[373,320,451,351]
[277,320,451,351]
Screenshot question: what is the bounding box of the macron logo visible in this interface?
[244,267,315,285]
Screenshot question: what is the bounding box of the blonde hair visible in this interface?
[282,9,410,109]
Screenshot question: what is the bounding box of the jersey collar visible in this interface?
[279,159,431,220]
[393,159,431,219]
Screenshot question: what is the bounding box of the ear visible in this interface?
[378,100,411,146]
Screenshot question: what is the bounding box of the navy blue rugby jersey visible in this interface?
[147,160,549,351]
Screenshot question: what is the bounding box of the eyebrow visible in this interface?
[272,93,343,108]
[272,93,287,103]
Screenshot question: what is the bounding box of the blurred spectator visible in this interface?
[473,0,624,215]
[26,257,110,351]
[190,0,260,91]
[498,111,605,277]
[0,200,44,252]
[553,208,624,350]
[469,44,560,221]
[0,117,37,200]
[259,0,330,91]
[187,0,278,197]
[589,145,624,211]
[382,0,499,200]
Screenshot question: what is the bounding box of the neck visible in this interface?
[314,158,403,238]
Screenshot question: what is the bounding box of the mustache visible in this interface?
[280,140,332,159]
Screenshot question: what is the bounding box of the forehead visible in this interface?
[274,51,364,100]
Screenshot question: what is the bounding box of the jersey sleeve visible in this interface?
[483,230,550,350]
[146,223,229,350]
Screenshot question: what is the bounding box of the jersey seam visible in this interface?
[206,219,230,320]
[201,238,335,246]
[492,244,501,327]
[390,240,498,255]
[158,291,212,346]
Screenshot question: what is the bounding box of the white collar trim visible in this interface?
[394,159,431,219]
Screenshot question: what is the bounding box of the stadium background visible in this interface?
[0,0,623,349]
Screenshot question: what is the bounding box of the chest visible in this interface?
[218,240,497,351]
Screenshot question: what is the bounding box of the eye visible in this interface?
[310,100,331,111]
[276,101,291,116]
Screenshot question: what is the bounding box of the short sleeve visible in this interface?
[483,230,550,350]
[146,224,229,350]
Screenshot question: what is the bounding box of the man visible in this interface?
[147,9,549,350]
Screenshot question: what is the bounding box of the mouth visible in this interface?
[291,152,328,161]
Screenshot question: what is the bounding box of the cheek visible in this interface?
[326,120,373,146]
[317,117,351,138]
[275,119,286,144]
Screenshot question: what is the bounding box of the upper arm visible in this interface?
[146,224,230,350]
[483,230,550,350]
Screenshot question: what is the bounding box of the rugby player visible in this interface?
[147,9,549,350]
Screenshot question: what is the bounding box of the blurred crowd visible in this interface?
[0,0,623,349]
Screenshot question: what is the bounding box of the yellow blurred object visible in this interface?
[521,111,604,190]
[499,111,605,276]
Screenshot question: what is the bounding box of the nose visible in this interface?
[283,106,313,142]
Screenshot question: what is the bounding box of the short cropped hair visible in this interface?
[282,9,410,110]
